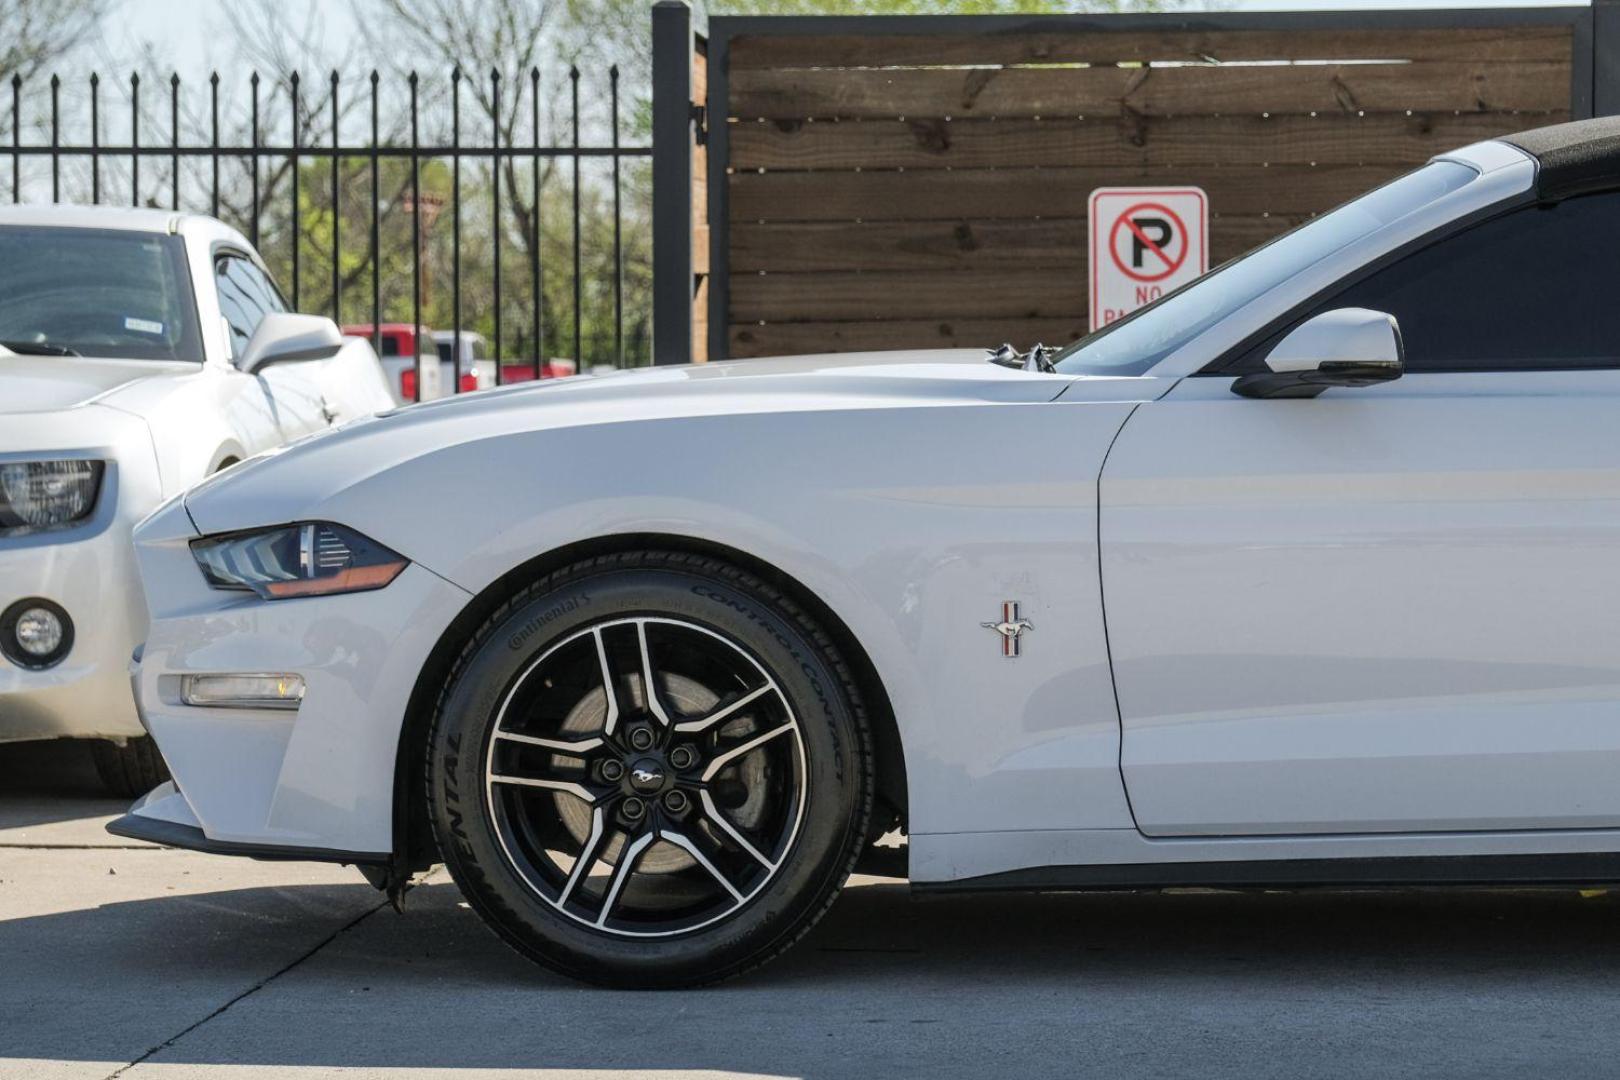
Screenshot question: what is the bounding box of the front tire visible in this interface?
[91,737,171,799]
[426,551,873,987]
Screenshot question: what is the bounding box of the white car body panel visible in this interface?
[0,205,393,744]
[1106,370,1620,836]
[127,135,1620,887]
[161,355,1157,852]
[133,493,467,851]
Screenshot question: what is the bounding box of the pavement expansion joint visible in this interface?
[101,895,393,1079]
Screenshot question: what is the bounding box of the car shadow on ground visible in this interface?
[0,739,129,830]
[8,738,1620,1076]
[6,869,1620,1075]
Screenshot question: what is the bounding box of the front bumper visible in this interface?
[0,440,159,743]
[107,783,389,864]
[121,496,472,857]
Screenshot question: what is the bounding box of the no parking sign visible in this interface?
[1088,187,1208,332]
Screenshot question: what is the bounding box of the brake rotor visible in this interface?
[551,670,769,874]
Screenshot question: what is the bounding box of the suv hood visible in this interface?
[0,354,196,414]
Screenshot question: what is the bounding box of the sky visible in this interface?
[99,0,359,82]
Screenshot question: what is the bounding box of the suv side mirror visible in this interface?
[239,313,344,374]
[1233,308,1404,399]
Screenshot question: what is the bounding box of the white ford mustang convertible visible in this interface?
[115,117,1620,986]
[0,206,394,795]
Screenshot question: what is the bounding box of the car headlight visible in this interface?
[0,459,104,536]
[190,522,408,600]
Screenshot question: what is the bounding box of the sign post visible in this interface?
[1088,187,1208,332]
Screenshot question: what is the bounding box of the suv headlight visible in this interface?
[0,459,105,536]
[190,522,408,600]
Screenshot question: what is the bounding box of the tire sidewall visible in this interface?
[429,560,866,985]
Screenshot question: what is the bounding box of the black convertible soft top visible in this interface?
[1499,115,1620,201]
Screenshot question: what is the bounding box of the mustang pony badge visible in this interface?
[982,602,1034,658]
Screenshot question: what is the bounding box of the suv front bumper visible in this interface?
[0,442,158,744]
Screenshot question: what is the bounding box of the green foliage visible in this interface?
[257,152,650,368]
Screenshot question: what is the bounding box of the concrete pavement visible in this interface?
[5,740,1620,1079]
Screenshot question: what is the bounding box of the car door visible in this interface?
[215,251,327,439]
[1101,189,1620,837]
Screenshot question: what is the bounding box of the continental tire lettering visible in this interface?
[507,595,591,651]
[442,733,474,856]
[693,584,839,773]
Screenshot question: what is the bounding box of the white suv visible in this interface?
[0,204,395,794]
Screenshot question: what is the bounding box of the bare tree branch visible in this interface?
[0,0,110,85]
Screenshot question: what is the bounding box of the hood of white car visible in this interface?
[0,354,197,414]
[408,348,1064,416]
[183,348,1126,534]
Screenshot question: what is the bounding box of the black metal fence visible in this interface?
[5,64,654,390]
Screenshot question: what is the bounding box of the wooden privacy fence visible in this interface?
[651,3,1606,363]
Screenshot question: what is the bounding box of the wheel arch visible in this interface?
[389,532,908,878]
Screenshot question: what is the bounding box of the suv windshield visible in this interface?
[1054,161,1479,377]
[0,226,203,362]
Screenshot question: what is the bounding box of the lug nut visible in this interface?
[662,789,689,814]
[628,726,655,751]
[600,760,625,782]
[621,797,647,821]
[668,745,697,770]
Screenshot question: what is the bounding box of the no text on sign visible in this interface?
[1088,187,1208,332]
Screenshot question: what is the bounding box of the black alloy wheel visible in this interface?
[426,551,873,987]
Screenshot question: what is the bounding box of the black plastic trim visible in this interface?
[913,852,1620,895]
[1503,116,1620,201]
[106,813,389,867]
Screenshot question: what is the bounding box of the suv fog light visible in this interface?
[181,673,306,710]
[16,608,63,656]
[1,598,73,669]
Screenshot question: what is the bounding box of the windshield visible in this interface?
[0,226,203,361]
[1054,161,1479,377]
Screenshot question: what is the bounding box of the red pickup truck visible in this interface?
[341,323,475,404]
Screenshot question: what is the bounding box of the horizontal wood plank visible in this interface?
[730,318,1089,358]
[728,26,1574,70]
[729,111,1548,172]
[730,164,1394,221]
[731,268,1086,322]
[731,215,1297,273]
[729,61,1569,120]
